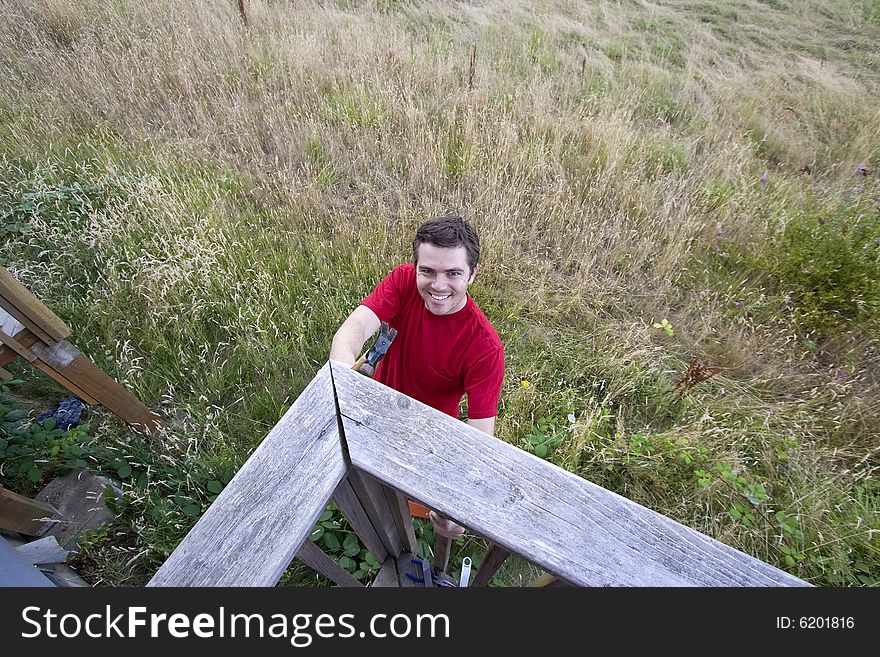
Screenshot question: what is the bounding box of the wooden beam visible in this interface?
[372,556,400,587]
[0,327,40,368]
[329,361,810,587]
[0,329,37,362]
[148,364,346,586]
[332,476,389,564]
[347,468,403,557]
[0,269,71,342]
[29,358,100,405]
[433,533,451,574]
[382,483,417,554]
[30,339,160,434]
[0,295,57,345]
[0,366,12,381]
[296,539,363,587]
[471,543,510,588]
[0,486,59,536]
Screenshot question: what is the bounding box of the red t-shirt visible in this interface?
[361,264,504,419]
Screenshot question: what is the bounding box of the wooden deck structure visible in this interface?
[148,361,809,587]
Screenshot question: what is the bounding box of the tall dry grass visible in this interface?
[1,0,878,585]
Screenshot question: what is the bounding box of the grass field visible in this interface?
[1,0,878,586]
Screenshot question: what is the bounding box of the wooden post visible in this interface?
[296,540,363,587]
[332,476,389,564]
[433,533,451,574]
[346,468,403,557]
[382,483,417,554]
[472,543,510,587]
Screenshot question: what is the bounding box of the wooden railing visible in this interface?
[147,361,810,587]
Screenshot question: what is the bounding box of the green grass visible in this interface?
[0,0,878,587]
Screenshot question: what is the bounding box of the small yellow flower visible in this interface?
[520,380,531,389]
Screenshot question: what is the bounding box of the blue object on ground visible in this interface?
[36,396,86,431]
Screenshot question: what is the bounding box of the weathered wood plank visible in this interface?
[471,543,511,588]
[372,555,400,587]
[0,268,71,342]
[0,326,40,368]
[0,485,59,536]
[383,483,417,554]
[296,539,363,588]
[332,476,389,564]
[433,533,451,574]
[329,361,810,587]
[148,364,345,586]
[347,468,403,557]
[0,329,37,361]
[30,339,160,434]
[30,357,100,405]
[0,296,56,345]
[0,366,12,381]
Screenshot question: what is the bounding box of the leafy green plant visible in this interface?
[764,202,880,340]
[525,415,567,459]
[0,387,97,493]
[653,318,674,337]
[309,503,381,581]
[696,460,811,571]
[715,198,880,342]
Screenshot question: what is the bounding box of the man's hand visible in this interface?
[428,511,465,539]
[467,416,496,436]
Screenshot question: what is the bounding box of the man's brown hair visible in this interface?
[412,215,480,273]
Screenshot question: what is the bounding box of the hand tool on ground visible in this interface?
[403,559,457,587]
[459,556,472,587]
[351,322,397,378]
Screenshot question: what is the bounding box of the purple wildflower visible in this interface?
[856,163,866,176]
[734,300,744,308]
[716,225,724,237]
[836,371,847,382]
[760,171,768,184]
[874,237,880,245]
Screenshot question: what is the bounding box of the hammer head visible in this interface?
[355,322,397,377]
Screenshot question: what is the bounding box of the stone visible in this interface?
[34,470,122,550]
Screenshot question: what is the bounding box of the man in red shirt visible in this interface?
[330,215,504,538]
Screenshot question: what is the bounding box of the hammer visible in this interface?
[352,322,397,378]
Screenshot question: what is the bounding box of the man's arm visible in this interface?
[467,416,496,436]
[330,305,381,366]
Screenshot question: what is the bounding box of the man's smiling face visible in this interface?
[415,243,476,315]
